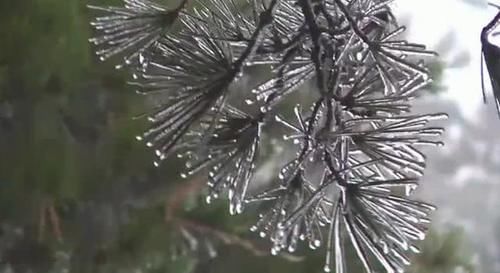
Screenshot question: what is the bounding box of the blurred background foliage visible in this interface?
[0,0,475,272]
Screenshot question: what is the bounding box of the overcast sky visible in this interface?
[395,0,497,119]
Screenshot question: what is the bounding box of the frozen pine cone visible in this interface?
[89,0,447,272]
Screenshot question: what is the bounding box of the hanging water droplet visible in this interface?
[404,184,417,196]
[382,241,389,254]
[407,215,419,224]
[410,245,421,253]
[314,239,321,248]
[229,203,236,215]
[419,218,431,224]
[271,247,279,256]
[236,203,243,214]
[356,51,363,61]
[401,240,409,251]
[277,229,285,238]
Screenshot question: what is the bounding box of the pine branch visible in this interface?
[88,0,448,272]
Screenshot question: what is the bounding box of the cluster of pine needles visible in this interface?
[88,0,447,272]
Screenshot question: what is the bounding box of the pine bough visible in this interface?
[88,0,447,272]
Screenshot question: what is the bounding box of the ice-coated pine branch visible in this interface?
[88,0,447,272]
